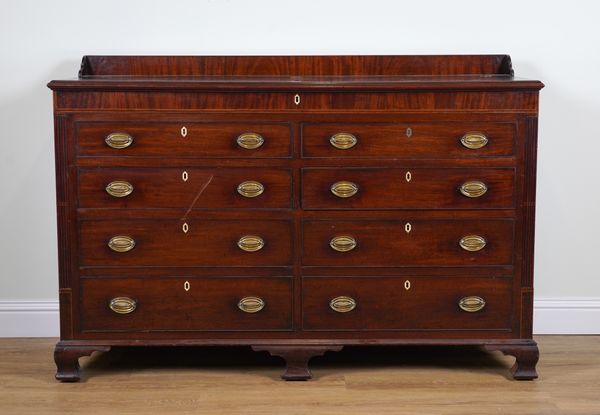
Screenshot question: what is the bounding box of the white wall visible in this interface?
[1,0,599,335]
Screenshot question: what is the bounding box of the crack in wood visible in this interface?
[181,174,213,220]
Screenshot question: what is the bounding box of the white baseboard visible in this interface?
[533,297,600,334]
[0,301,60,337]
[1,298,599,337]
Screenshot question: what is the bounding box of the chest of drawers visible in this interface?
[48,55,543,381]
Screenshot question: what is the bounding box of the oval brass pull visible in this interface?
[237,132,264,150]
[105,132,133,149]
[237,181,264,198]
[330,296,357,313]
[460,181,488,198]
[108,235,136,252]
[330,181,359,198]
[459,235,487,252]
[105,180,134,198]
[237,296,265,313]
[237,235,264,252]
[459,296,486,312]
[460,132,488,149]
[330,132,357,150]
[330,235,357,252]
[109,297,137,314]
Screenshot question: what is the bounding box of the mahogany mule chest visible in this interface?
[48,55,543,381]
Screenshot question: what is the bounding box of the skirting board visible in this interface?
[0,298,599,337]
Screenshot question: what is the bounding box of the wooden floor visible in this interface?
[0,336,598,414]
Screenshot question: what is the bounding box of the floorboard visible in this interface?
[0,336,598,414]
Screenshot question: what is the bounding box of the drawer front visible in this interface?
[79,168,292,209]
[81,277,292,331]
[77,122,292,158]
[302,277,512,330]
[302,122,515,158]
[302,168,514,209]
[80,219,293,267]
[303,219,514,266]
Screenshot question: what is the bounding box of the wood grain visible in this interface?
[302,121,516,159]
[302,219,514,266]
[78,167,292,209]
[80,277,293,332]
[78,55,516,77]
[302,276,512,331]
[302,167,516,209]
[1,337,597,414]
[79,219,293,267]
[54,91,540,112]
[77,121,292,158]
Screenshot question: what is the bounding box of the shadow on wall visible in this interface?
[518,60,600,297]
[0,59,79,299]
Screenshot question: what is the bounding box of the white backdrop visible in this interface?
[1,0,599,335]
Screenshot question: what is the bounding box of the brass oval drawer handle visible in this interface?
[460,181,488,198]
[105,180,134,198]
[237,132,264,150]
[237,181,264,198]
[459,296,486,312]
[330,235,357,252]
[330,296,357,313]
[459,235,487,252]
[330,181,359,198]
[238,296,265,313]
[109,297,137,314]
[108,235,136,252]
[330,132,357,150]
[460,132,488,149]
[105,132,133,149]
[237,235,265,252]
